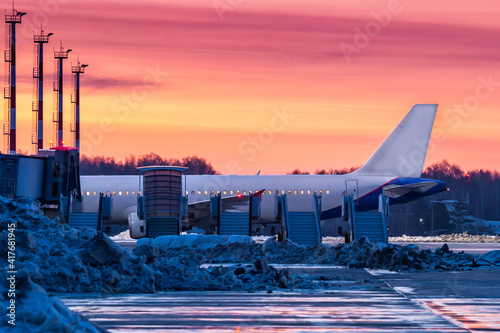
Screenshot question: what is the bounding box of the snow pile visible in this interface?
[322,236,344,244]
[138,234,254,251]
[0,269,101,332]
[110,229,131,239]
[478,250,500,264]
[389,232,500,243]
[136,234,481,272]
[1,197,329,295]
[262,237,478,271]
[0,197,154,294]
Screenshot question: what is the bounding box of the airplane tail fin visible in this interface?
[352,104,437,178]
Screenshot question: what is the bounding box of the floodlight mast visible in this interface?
[4,8,27,154]
[53,43,72,147]
[32,27,53,154]
[71,59,88,150]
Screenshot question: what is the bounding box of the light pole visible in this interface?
[430,200,440,236]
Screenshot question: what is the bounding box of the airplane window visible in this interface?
[191,190,195,195]
[211,190,215,195]
[138,191,142,195]
[249,191,253,195]
[119,191,123,196]
[132,191,136,195]
[230,190,234,195]
[93,191,97,196]
[217,190,221,194]
[281,190,285,195]
[125,191,129,195]
[197,190,201,195]
[287,190,291,194]
[99,191,103,195]
[243,190,247,194]
[223,190,227,195]
[86,191,90,196]
[293,190,297,195]
[275,190,279,195]
[313,190,317,194]
[307,190,311,195]
[236,190,240,194]
[81,191,83,196]
[185,190,188,195]
[326,190,330,195]
[112,191,116,195]
[320,190,323,194]
[268,190,272,195]
[204,190,208,195]
[300,190,304,195]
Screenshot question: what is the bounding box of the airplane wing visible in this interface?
[188,190,265,221]
[382,181,438,198]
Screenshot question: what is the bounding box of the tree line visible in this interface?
[79,153,218,175]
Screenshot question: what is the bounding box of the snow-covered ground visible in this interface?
[389,233,500,243]
[115,232,500,245]
[2,196,500,331]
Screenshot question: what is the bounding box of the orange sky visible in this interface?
[4,0,500,174]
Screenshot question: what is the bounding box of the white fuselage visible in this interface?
[80,174,396,225]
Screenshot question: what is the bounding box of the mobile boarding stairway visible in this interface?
[211,193,261,236]
[276,194,322,246]
[62,191,112,231]
[343,193,389,244]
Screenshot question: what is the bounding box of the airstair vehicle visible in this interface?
[276,193,322,246]
[211,193,261,236]
[343,193,389,243]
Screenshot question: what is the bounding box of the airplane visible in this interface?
[79,104,447,233]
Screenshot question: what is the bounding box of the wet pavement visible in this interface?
[61,266,500,332]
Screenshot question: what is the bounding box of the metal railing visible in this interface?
[4,50,11,62]
[34,35,50,43]
[281,194,289,239]
[54,51,70,59]
[312,193,322,245]
[71,66,85,73]
[379,194,389,243]
[343,193,356,242]
[5,15,22,23]
[0,178,16,198]
[4,87,11,99]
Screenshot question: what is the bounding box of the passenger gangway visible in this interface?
[343,193,388,243]
[137,166,188,238]
[276,193,322,246]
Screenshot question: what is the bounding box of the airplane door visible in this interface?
[345,179,359,202]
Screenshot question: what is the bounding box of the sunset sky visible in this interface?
[4,0,500,174]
